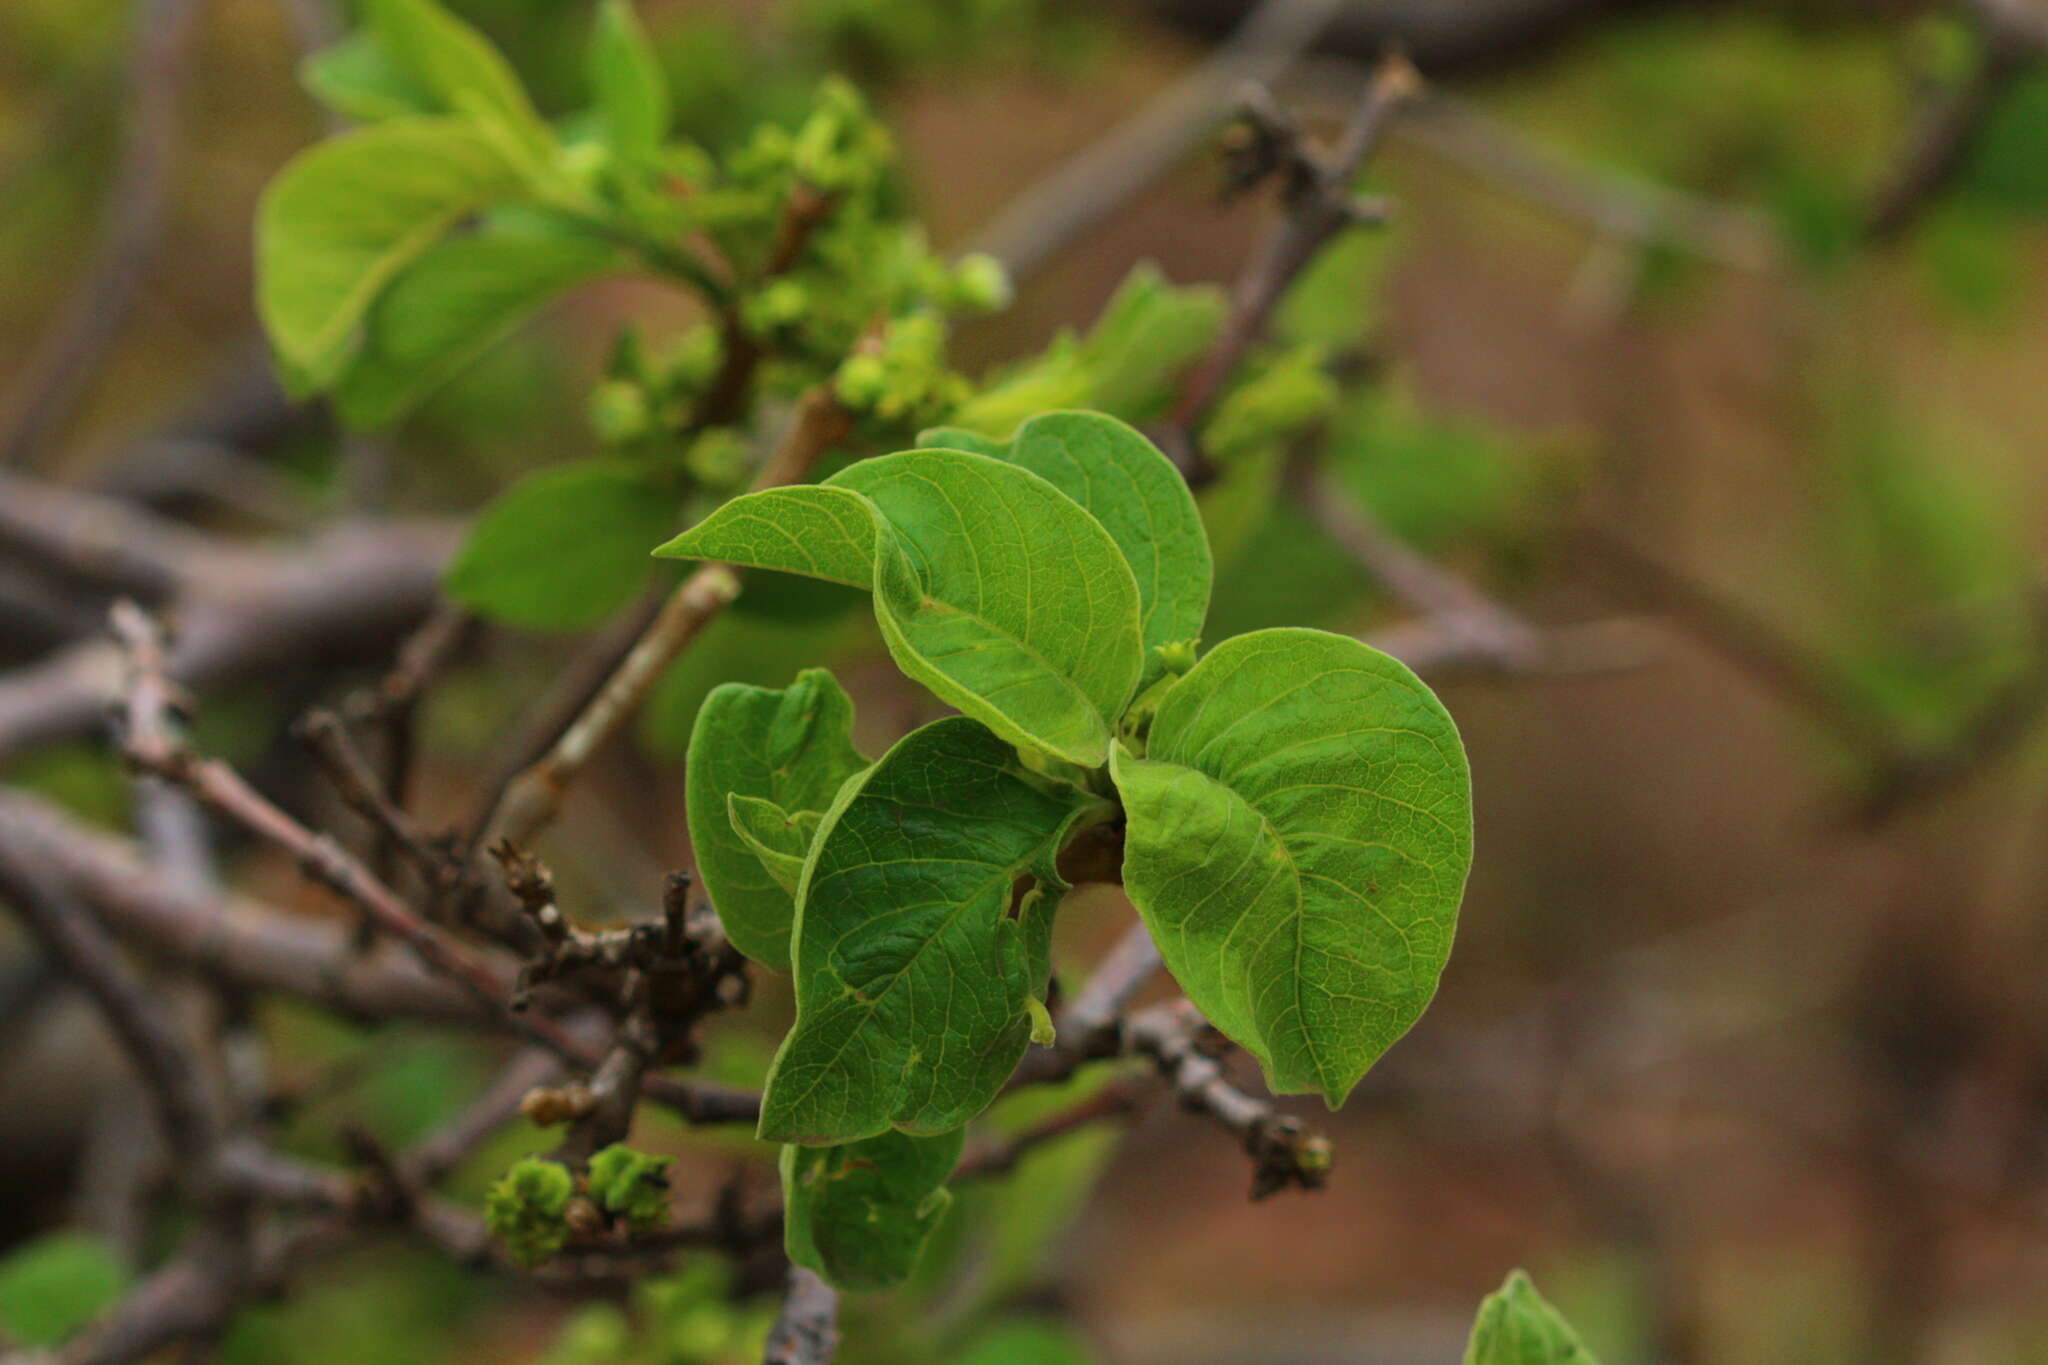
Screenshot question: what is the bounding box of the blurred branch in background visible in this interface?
[0,0,206,472]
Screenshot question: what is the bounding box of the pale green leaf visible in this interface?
[1466,1271,1599,1365]
[445,461,681,630]
[759,717,1105,1144]
[256,118,522,388]
[728,795,821,895]
[658,449,1146,767]
[687,669,867,967]
[367,0,551,157]
[1113,628,1471,1107]
[653,485,878,588]
[781,1127,963,1291]
[300,33,435,123]
[589,0,671,160]
[335,226,621,428]
[924,410,1211,681]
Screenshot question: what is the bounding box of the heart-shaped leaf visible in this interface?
[686,670,867,968]
[1113,628,1471,1107]
[782,1127,963,1292]
[921,411,1211,682]
[759,717,1106,1144]
[655,448,1145,766]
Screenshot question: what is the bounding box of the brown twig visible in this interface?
[1157,52,1420,484]
[1126,1000,1333,1199]
[1864,20,2038,242]
[0,518,454,761]
[0,857,220,1177]
[692,184,837,429]
[955,1077,1144,1181]
[1290,456,1546,671]
[963,0,1355,279]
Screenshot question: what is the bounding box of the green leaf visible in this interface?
[367,0,551,158]
[727,795,821,894]
[687,669,867,967]
[301,33,436,122]
[445,461,681,630]
[922,411,1211,684]
[256,118,523,389]
[657,448,1146,767]
[1466,1271,1600,1365]
[0,1232,129,1348]
[586,1144,672,1232]
[589,0,670,160]
[759,717,1104,1144]
[335,225,621,428]
[1112,628,1471,1107]
[781,1126,964,1291]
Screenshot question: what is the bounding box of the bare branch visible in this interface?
[0,519,454,761]
[762,1267,840,1365]
[0,855,220,1176]
[964,0,1354,279]
[1158,53,1422,483]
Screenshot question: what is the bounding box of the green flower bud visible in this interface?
[950,253,1012,312]
[586,1144,673,1234]
[484,1158,574,1267]
[589,380,652,445]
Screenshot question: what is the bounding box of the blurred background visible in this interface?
[4,1,2048,1362]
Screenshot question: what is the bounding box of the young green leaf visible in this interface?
[922,410,1212,682]
[335,226,621,429]
[686,670,868,968]
[256,118,522,389]
[781,1127,964,1292]
[1112,628,1472,1108]
[586,1144,672,1233]
[727,795,821,895]
[657,449,1146,766]
[366,0,551,158]
[758,717,1105,1145]
[484,1157,575,1267]
[445,461,681,631]
[1466,1271,1599,1365]
[300,33,436,123]
[589,0,671,160]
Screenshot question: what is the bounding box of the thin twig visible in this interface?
[1157,52,1421,484]
[1290,456,1545,670]
[1865,29,2037,242]
[963,0,1354,279]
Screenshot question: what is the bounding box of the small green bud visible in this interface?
[485,1157,575,1267]
[950,253,1012,313]
[589,380,651,445]
[683,429,751,490]
[1155,639,1200,676]
[746,278,809,334]
[586,1144,673,1234]
[834,353,888,407]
